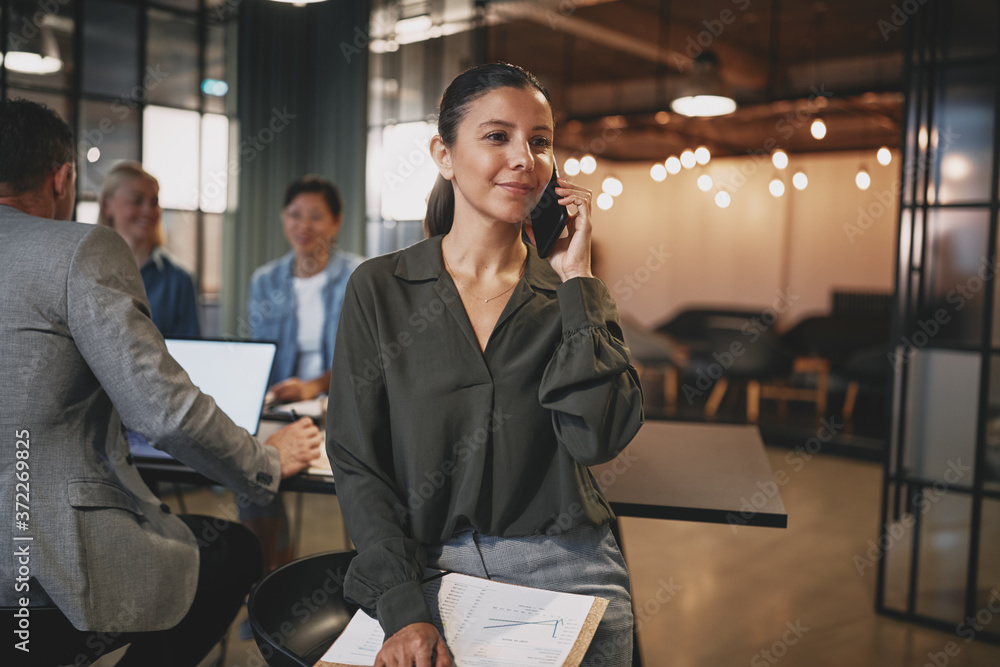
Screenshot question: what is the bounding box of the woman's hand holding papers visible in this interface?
[376,623,453,667]
[266,417,322,478]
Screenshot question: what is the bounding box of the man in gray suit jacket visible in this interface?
[0,99,323,665]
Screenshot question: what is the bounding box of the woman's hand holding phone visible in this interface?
[545,177,594,282]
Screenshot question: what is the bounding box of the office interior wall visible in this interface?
[575,150,899,329]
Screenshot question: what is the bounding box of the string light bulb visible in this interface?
[769,178,785,197]
[602,176,624,197]
[580,155,597,174]
[811,118,827,140]
[596,192,614,210]
[856,168,871,190]
[697,174,713,192]
[650,163,667,182]
[715,191,731,208]
[771,150,789,170]
[792,171,808,190]
[877,147,892,166]
[564,158,581,176]
[695,146,711,165]
[665,156,682,175]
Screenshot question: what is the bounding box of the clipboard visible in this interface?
[315,572,609,667]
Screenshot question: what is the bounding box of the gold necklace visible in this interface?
[444,255,526,303]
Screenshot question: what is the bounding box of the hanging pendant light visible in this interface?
[669,52,737,118]
[4,21,62,74]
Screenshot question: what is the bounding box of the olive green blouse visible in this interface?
[326,235,643,638]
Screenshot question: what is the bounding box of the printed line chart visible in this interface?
[483,617,564,639]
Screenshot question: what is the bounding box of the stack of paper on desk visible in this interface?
[315,571,608,667]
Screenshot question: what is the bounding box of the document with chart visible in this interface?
[316,571,608,667]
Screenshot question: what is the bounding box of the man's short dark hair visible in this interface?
[0,98,76,194]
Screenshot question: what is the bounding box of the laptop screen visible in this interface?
[163,338,277,436]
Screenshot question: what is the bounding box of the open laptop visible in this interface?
[129,337,278,461]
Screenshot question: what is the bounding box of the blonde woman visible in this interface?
[99,161,200,337]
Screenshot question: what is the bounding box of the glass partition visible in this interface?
[879,0,1000,644]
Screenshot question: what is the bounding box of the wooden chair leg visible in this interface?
[816,366,829,418]
[664,366,678,416]
[843,381,860,420]
[705,378,729,418]
[746,380,761,423]
[775,381,790,421]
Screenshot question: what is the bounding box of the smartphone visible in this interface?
[529,170,569,259]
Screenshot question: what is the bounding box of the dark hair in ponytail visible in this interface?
[423,62,552,238]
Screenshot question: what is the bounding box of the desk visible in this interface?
[137,419,784,667]
[591,420,787,528]
[136,419,786,527]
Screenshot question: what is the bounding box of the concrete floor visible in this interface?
[95,447,1000,666]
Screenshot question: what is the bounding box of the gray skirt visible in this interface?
[425,523,633,667]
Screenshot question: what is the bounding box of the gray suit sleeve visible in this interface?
[66,226,281,502]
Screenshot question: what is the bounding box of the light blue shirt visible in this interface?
[248,249,364,388]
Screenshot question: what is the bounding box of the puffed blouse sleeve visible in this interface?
[326,275,433,639]
[539,276,644,466]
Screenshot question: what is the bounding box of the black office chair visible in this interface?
[620,315,685,415]
[702,317,797,423]
[247,549,359,667]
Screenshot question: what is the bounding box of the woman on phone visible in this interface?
[328,63,643,667]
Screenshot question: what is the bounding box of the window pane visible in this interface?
[915,492,971,622]
[921,208,989,346]
[143,105,200,211]
[146,8,200,110]
[932,65,996,205]
[379,121,437,221]
[79,98,141,200]
[82,0,139,97]
[903,348,980,482]
[201,213,223,296]
[5,0,76,91]
[161,209,198,277]
[201,114,229,213]
[976,499,1000,633]
[76,201,100,224]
